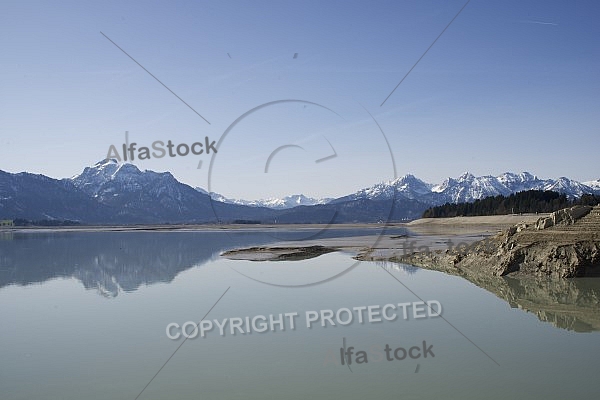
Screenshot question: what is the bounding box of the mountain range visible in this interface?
[195,189,332,209]
[359,172,599,204]
[0,159,598,224]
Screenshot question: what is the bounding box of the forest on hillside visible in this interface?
[422,191,600,218]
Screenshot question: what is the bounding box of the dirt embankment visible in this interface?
[360,205,600,279]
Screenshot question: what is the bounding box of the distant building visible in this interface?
[0,219,14,227]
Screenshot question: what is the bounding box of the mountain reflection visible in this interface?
[0,231,274,298]
[2,230,598,332]
[0,227,404,298]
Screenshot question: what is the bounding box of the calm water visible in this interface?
[1,230,599,399]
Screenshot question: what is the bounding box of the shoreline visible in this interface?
[0,213,545,234]
[218,208,600,331]
[362,205,600,279]
[0,222,408,234]
[219,208,600,279]
[220,214,546,262]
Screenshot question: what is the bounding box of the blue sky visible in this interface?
[1,0,598,199]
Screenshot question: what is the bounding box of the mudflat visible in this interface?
[220,214,547,262]
[405,213,547,235]
[220,208,600,279]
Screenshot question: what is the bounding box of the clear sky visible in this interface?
[1,0,598,199]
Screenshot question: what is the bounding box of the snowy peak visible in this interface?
[431,177,456,193]
[434,172,598,203]
[346,171,599,205]
[4,160,599,224]
[68,159,184,206]
[441,174,510,203]
[497,171,538,183]
[583,179,600,190]
[69,160,599,213]
[543,177,592,198]
[457,172,475,182]
[350,182,397,201]
[496,172,543,192]
[337,174,433,203]
[195,190,332,209]
[392,174,433,196]
[71,159,143,195]
[266,194,332,208]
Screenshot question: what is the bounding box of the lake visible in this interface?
[1,229,599,399]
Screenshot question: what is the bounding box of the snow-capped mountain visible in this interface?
[1,159,598,224]
[584,179,600,191]
[194,189,332,210]
[496,172,545,192]
[71,159,171,197]
[345,171,600,205]
[544,177,595,198]
[393,174,436,198]
[67,159,219,223]
[333,174,434,203]
[70,159,201,204]
[431,173,511,203]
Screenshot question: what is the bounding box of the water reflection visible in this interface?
[365,258,600,332]
[2,230,599,332]
[501,276,600,332]
[0,231,273,297]
[370,260,419,275]
[445,270,600,332]
[0,232,14,241]
[0,227,408,298]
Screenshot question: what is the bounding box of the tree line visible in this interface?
[422,190,600,218]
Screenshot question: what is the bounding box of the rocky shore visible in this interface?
[359,205,600,279]
[220,208,600,331]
